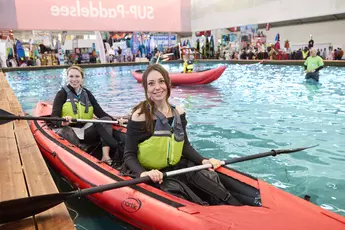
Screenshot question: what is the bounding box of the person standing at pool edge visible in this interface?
[51,65,117,165]
[123,64,241,206]
[304,48,324,82]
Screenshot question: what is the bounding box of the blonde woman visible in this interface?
[51,65,115,165]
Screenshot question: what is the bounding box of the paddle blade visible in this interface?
[276,144,319,154]
[225,145,318,164]
[0,118,13,125]
[0,109,16,125]
[0,176,152,224]
[0,191,75,224]
[0,109,14,117]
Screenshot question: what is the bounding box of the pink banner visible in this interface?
[13,0,190,32]
[0,0,18,29]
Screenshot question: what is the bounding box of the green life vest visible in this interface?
[61,86,94,120]
[184,60,194,73]
[302,50,309,59]
[138,106,185,170]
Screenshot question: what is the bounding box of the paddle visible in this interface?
[156,53,173,64]
[161,53,174,58]
[0,109,120,125]
[0,145,317,224]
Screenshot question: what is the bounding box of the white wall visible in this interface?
[0,41,7,67]
[260,20,345,51]
[191,0,345,31]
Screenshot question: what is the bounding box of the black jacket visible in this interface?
[51,84,112,127]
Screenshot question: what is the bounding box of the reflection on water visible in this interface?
[48,164,134,230]
[6,63,345,227]
[299,81,322,101]
[172,85,223,109]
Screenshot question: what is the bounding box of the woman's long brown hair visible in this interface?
[132,64,171,133]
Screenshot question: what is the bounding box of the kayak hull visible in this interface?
[131,66,227,85]
[30,102,345,230]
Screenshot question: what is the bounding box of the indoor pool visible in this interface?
[6,62,345,229]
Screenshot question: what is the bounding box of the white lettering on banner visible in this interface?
[129,5,137,18]
[147,6,153,19]
[60,6,69,16]
[99,2,108,18]
[50,0,154,20]
[81,7,89,17]
[117,5,124,18]
[109,8,117,18]
[77,0,81,16]
[70,6,77,16]
[154,35,177,41]
[152,34,177,48]
[90,2,98,17]
[51,6,59,16]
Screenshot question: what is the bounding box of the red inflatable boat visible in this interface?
[131,66,227,85]
[30,102,345,230]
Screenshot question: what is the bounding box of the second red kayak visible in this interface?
[131,66,227,85]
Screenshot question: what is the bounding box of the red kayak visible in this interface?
[30,102,345,230]
[131,66,227,85]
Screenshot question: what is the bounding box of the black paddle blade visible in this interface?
[0,191,76,224]
[0,108,68,125]
[0,176,151,224]
[225,145,318,164]
[275,144,319,154]
[0,109,14,117]
[0,109,16,125]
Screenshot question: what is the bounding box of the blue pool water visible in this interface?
[6,63,345,228]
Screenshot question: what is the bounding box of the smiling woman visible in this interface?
[123,64,242,206]
[147,71,169,104]
[51,65,119,165]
